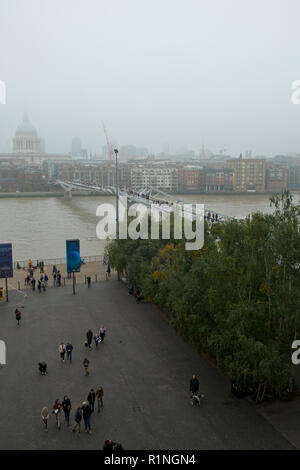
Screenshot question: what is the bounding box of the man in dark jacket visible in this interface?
[66,343,73,363]
[62,396,72,426]
[82,402,92,434]
[86,329,93,349]
[190,375,199,396]
[72,407,82,433]
[87,389,96,412]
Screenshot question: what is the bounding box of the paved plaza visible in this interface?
[0,280,295,450]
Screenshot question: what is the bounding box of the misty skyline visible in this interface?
[1,0,300,157]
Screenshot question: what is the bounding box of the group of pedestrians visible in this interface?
[39,327,106,435]
[41,386,104,434]
[38,326,107,378]
[58,342,73,363]
[85,326,106,350]
[52,265,62,287]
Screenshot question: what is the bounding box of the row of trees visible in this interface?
[106,192,300,401]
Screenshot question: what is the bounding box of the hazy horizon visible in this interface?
[1,0,300,157]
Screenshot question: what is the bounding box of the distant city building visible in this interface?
[71,137,88,160]
[228,156,266,192]
[71,137,82,156]
[205,168,234,192]
[13,113,44,155]
[288,166,300,189]
[119,145,148,161]
[178,166,205,192]
[130,165,178,192]
[266,164,288,191]
[0,114,71,167]
[0,159,48,192]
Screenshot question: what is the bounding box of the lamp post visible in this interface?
[114,148,120,281]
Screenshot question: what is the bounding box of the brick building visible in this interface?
[228,157,266,192]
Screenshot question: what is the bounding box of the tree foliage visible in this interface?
[106,192,300,401]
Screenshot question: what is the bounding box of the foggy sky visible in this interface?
[1,0,300,157]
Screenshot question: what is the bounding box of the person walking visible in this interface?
[52,399,62,429]
[87,276,91,288]
[72,407,82,434]
[62,395,72,426]
[44,274,49,286]
[87,389,96,412]
[37,280,42,293]
[99,326,106,343]
[41,406,49,432]
[57,272,62,287]
[31,278,36,291]
[66,343,73,363]
[82,402,92,434]
[189,374,199,396]
[59,342,66,362]
[15,308,21,326]
[106,265,111,280]
[96,386,104,413]
[86,329,93,349]
[82,357,90,376]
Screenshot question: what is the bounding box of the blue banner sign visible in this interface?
[66,239,81,273]
[0,243,13,279]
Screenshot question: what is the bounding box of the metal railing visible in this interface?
[13,255,103,269]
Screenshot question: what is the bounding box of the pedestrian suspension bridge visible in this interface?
[53,179,234,222]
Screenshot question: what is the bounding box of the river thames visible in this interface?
[0,192,298,261]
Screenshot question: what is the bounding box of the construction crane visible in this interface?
[102,121,113,165]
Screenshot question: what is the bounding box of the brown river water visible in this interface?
[0,193,298,261]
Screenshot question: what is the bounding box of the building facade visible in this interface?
[130,165,178,192]
[266,165,288,191]
[228,157,266,192]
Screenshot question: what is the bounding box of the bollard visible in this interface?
[95,274,97,283]
[18,281,20,291]
[85,276,86,284]
[64,278,66,286]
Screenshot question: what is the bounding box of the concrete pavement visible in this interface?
[0,280,295,450]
